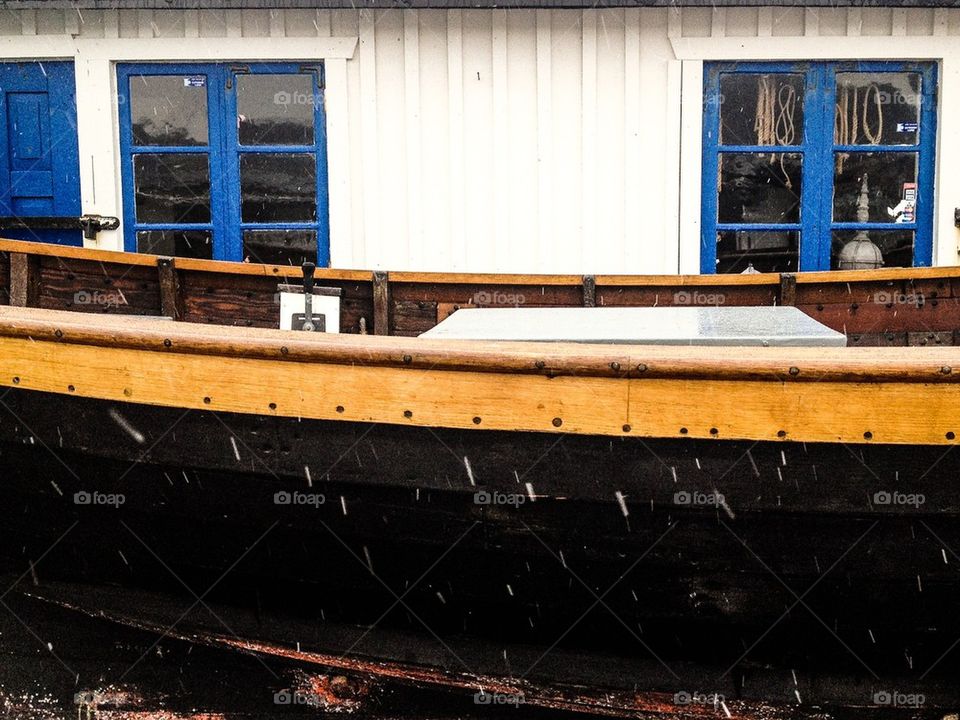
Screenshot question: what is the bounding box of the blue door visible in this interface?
[0,62,81,245]
[117,63,328,265]
[701,62,937,273]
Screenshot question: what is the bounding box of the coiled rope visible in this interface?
[835,82,884,173]
[753,75,797,189]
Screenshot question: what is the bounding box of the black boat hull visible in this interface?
[1,388,959,707]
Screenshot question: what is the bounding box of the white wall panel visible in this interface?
[0,6,958,272]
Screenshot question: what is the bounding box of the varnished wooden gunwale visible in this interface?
[1,306,960,383]
[0,306,960,444]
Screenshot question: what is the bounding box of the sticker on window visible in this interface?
[897,122,919,133]
[183,76,206,88]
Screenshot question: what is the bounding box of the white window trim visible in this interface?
[672,36,957,270]
[0,35,358,255]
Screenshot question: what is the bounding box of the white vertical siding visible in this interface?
[0,7,959,272]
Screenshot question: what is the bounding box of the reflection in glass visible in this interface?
[243,230,317,265]
[137,230,213,259]
[130,75,209,146]
[718,153,802,224]
[834,72,921,146]
[237,74,315,146]
[134,154,211,223]
[240,153,316,223]
[832,152,917,223]
[717,231,799,274]
[832,230,913,269]
[718,73,804,147]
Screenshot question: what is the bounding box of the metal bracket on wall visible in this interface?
[0,214,120,240]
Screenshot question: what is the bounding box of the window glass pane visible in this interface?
[129,75,208,146]
[243,229,317,265]
[718,73,804,147]
[237,74,315,146]
[134,153,211,223]
[240,153,316,223]
[137,230,212,259]
[718,153,802,224]
[834,72,921,146]
[832,230,913,270]
[717,231,799,274]
[832,152,918,223]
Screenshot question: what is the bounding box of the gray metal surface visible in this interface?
[6,1,957,8]
[420,306,847,346]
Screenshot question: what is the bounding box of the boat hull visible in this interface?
[1,387,959,707]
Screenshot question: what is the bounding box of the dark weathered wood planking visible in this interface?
[595,283,779,307]
[5,239,960,343]
[0,252,8,306]
[35,256,161,315]
[179,269,375,332]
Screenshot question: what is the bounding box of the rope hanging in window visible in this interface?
[753,75,797,189]
[835,83,884,173]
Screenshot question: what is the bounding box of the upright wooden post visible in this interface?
[582,275,596,307]
[779,273,797,306]
[373,271,390,335]
[157,257,184,320]
[9,252,40,308]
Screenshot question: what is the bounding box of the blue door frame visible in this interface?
[117,62,329,265]
[701,61,938,273]
[0,61,81,245]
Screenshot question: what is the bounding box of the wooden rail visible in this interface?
[1,238,959,346]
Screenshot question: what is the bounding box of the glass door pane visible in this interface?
[122,69,214,260]
[830,70,924,270]
[233,71,320,266]
[712,70,806,273]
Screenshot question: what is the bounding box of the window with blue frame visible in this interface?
[117,63,329,266]
[701,61,937,274]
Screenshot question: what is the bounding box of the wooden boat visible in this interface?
[1,237,960,717]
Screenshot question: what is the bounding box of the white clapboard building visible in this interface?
[0,0,955,276]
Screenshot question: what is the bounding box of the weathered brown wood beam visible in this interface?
[157,257,184,320]
[373,271,390,335]
[8,253,40,308]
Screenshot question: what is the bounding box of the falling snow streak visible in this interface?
[107,408,145,444]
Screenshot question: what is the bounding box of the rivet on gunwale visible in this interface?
[203,396,211,404]
[535,360,546,370]
[636,363,648,372]
[679,427,688,435]
[622,424,631,432]
[552,417,563,427]
[404,410,413,418]
[864,431,873,440]
[610,362,621,372]
[280,346,289,355]
[269,402,277,410]
[336,405,345,413]
[709,427,718,436]
[473,416,482,425]
[941,366,952,375]
[947,431,956,441]
[163,338,172,348]
[54,329,63,339]
[788,366,800,376]
[123,388,132,397]
[67,385,75,392]
[12,377,19,384]
[403,354,412,364]
[777,430,787,438]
